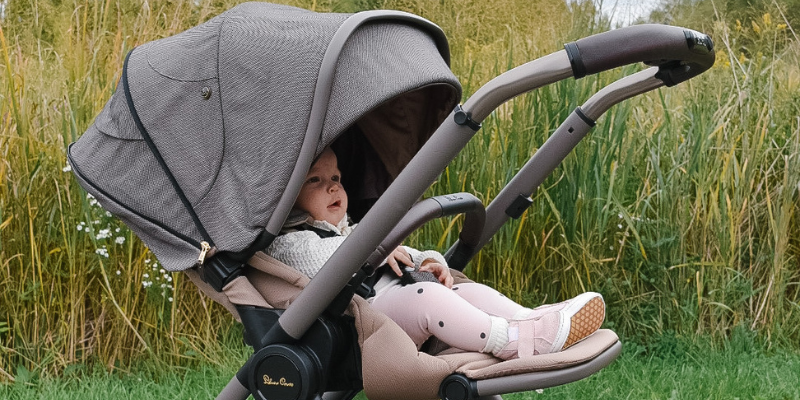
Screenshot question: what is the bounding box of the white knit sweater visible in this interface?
[266,215,447,293]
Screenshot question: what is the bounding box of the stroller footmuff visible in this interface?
[68,2,714,399]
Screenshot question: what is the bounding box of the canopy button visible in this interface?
[201,87,212,100]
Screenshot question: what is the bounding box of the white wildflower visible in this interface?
[617,224,623,229]
[115,236,125,245]
[62,164,72,172]
[116,270,121,275]
[95,247,109,258]
[168,297,173,303]
[96,228,112,240]
[143,273,149,279]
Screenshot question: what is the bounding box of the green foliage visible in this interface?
[0,0,798,385]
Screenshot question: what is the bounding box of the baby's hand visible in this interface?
[386,247,413,278]
[420,260,454,288]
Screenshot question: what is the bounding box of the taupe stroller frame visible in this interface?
[67,2,714,399]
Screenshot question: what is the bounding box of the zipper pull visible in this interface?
[198,241,211,265]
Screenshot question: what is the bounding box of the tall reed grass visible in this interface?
[419,2,800,347]
[0,0,797,382]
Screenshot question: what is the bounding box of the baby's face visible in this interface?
[296,148,348,226]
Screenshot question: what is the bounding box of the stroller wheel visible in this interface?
[249,344,321,400]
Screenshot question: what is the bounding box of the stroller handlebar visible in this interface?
[464,24,714,122]
[565,24,715,83]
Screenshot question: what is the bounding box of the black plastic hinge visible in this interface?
[201,254,245,292]
[453,105,481,131]
[564,41,586,79]
[505,194,533,219]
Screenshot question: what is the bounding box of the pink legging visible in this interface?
[369,282,526,352]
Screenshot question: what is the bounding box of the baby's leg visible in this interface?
[451,282,530,319]
[370,282,506,352]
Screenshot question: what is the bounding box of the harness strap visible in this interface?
[294,223,382,298]
[294,223,340,239]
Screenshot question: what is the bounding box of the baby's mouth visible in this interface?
[328,200,341,209]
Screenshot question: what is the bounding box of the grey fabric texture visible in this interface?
[68,2,461,271]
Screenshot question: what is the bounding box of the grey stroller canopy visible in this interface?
[69,2,461,272]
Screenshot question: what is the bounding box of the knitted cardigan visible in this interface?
[266,214,447,292]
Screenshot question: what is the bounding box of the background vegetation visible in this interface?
[0,0,798,386]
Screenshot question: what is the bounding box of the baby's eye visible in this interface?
[332,175,341,182]
[305,176,320,184]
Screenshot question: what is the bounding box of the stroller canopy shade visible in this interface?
[69,2,461,271]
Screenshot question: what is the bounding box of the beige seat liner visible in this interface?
[186,251,619,400]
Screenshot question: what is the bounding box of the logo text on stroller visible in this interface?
[263,374,295,387]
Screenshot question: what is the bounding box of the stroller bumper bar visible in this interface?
[365,193,485,272]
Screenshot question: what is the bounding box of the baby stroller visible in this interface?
[67,2,714,399]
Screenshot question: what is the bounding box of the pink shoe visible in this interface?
[513,292,603,321]
[494,293,605,359]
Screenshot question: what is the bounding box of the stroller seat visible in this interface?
[187,251,621,400]
[67,2,713,399]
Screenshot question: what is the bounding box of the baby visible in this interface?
[268,147,605,359]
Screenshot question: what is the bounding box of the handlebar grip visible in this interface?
[564,24,715,83]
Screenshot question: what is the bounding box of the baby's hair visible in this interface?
[310,147,335,167]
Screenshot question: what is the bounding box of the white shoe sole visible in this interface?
[550,292,605,353]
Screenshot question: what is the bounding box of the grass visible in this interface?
[508,337,800,400]
[2,332,799,399]
[1,363,243,400]
[0,0,799,385]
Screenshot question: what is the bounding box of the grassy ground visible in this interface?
[2,333,799,399]
[508,346,800,400]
